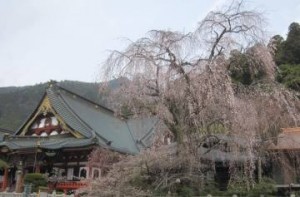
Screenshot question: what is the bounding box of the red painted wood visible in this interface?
[1,168,8,191]
[54,181,88,190]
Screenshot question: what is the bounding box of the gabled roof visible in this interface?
[46,86,94,139]
[269,127,300,150]
[53,84,140,154]
[1,82,158,155]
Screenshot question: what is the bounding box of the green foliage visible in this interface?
[199,182,227,196]
[275,22,300,65]
[0,159,8,169]
[152,189,169,196]
[228,50,266,85]
[176,186,195,197]
[130,174,198,196]
[206,122,228,134]
[277,64,300,91]
[271,22,300,92]
[227,177,277,197]
[129,174,151,190]
[249,177,277,197]
[227,179,249,196]
[272,35,285,66]
[24,173,47,192]
[128,171,277,197]
[120,105,134,117]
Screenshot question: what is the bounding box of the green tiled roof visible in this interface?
[0,136,95,150]
[47,87,94,139]
[0,83,157,155]
[127,118,159,148]
[57,87,140,154]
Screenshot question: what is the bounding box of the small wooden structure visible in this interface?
[269,127,300,188]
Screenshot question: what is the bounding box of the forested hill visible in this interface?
[0,79,122,132]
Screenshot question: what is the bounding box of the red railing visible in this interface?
[55,181,88,190]
[32,125,61,135]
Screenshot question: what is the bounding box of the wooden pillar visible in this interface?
[1,168,8,191]
[35,164,40,173]
[15,169,23,193]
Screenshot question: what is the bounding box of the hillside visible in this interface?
[0,79,123,132]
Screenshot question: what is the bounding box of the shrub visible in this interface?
[24,173,47,192]
[199,182,231,196]
[0,159,9,169]
[177,186,195,197]
[277,64,300,91]
[248,177,277,197]
[227,177,277,197]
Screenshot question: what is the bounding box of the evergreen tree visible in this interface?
[283,22,300,64]
[273,22,300,91]
[269,34,284,64]
[276,22,300,65]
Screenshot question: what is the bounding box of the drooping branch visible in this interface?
[100,0,269,145]
[93,1,300,195]
[196,0,265,62]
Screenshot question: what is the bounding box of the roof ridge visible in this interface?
[51,87,111,144]
[0,127,14,134]
[125,122,141,152]
[50,88,94,135]
[55,84,115,114]
[282,127,300,133]
[139,119,160,142]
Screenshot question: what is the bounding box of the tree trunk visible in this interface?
[258,157,262,183]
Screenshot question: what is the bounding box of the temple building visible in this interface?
[0,82,158,193]
[269,127,300,186]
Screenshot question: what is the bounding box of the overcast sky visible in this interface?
[0,0,299,87]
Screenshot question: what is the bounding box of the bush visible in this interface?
[227,177,277,197]
[129,174,151,190]
[0,159,9,169]
[248,177,277,197]
[277,64,300,91]
[24,173,47,192]
[177,186,195,197]
[199,182,231,196]
[228,49,267,85]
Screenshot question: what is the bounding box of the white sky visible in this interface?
[0,0,299,87]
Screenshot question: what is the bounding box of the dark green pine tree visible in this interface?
[276,22,300,65]
[274,22,300,91]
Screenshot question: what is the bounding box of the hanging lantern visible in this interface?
[45,150,56,157]
[1,146,9,153]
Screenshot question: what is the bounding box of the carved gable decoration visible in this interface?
[18,96,79,138]
[27,113,70,137]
